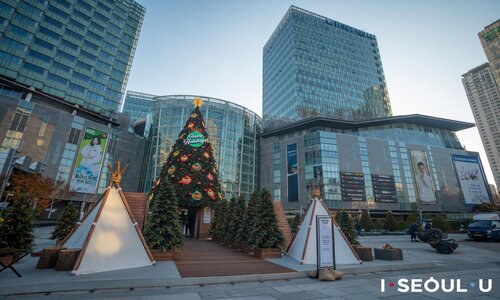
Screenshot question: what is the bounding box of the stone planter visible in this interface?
[253,247,281,259]
[150,249,175,261]
[374,248,403,260]
[353,246,373,261]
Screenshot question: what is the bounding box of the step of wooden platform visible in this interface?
[123,192,148,230]
[174,239,294,278]
[273,201,293,249]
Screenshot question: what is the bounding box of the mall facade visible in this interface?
[0,80,145,219]
[259,115,493,218]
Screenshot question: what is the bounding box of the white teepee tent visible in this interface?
[61,163,155,275]
[287,193,361,265]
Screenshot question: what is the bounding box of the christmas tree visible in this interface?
[232,195,248,244]
[335,210,359,245]
[143,176,183,252]
[51,203,79,240]
[359,210,374,232]
[383,211,398,232]
[225,197,237,241]
[247,189,284,249]
[244,191,260,247]
[209,199,225,240]
[159,97,223,208]
[216,198,230,241]
[0,195,35,252]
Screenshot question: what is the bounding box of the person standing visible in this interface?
[409,222,418,242]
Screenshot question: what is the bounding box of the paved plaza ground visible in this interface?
[1,228,499,299]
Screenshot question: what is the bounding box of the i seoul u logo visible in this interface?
[380,278,493,293]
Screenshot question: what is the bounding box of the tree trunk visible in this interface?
[36,246,66,269]
[55,248,80,271]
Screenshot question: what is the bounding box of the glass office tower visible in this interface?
[0,0,145,117]
[263,6,392,128]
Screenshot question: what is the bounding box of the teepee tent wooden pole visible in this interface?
[301,198,316,263]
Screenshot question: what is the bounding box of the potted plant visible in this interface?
[336,210,371,261]
[143,177,183,260]
[230,195,247,251]
[246,189,284,259]
[51,203,79,244]
[0,194,35,264]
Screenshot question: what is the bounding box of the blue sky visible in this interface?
[127,0,500,186]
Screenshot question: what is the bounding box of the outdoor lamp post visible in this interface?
[0,148,20,215]
[47,177,64,219]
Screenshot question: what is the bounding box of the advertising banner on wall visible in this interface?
[452,154,491,204]
[287,143,298,202]
[69,127,109,194]
[409,149,436,204]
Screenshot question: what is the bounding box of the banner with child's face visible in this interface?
[69,127,108,193]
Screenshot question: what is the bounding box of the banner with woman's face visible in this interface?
[69,127,109,193]
[409,149,436,204]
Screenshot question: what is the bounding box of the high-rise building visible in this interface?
[0,0,145,117]
[462,63,500,190]
[263,6,391,128]
[479,20,500,87]
[261,6,493,216]
[0,0,146,216]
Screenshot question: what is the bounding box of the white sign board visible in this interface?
[203,207,211,224]
[316,215,334,268]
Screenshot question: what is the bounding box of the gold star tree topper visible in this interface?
[193,97,203,107]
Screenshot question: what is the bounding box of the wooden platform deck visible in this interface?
[174,239,295,278]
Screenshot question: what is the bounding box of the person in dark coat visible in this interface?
[424,221,431,230]
[409,222,418,242]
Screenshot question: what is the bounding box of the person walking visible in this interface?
[409,222,418,242]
